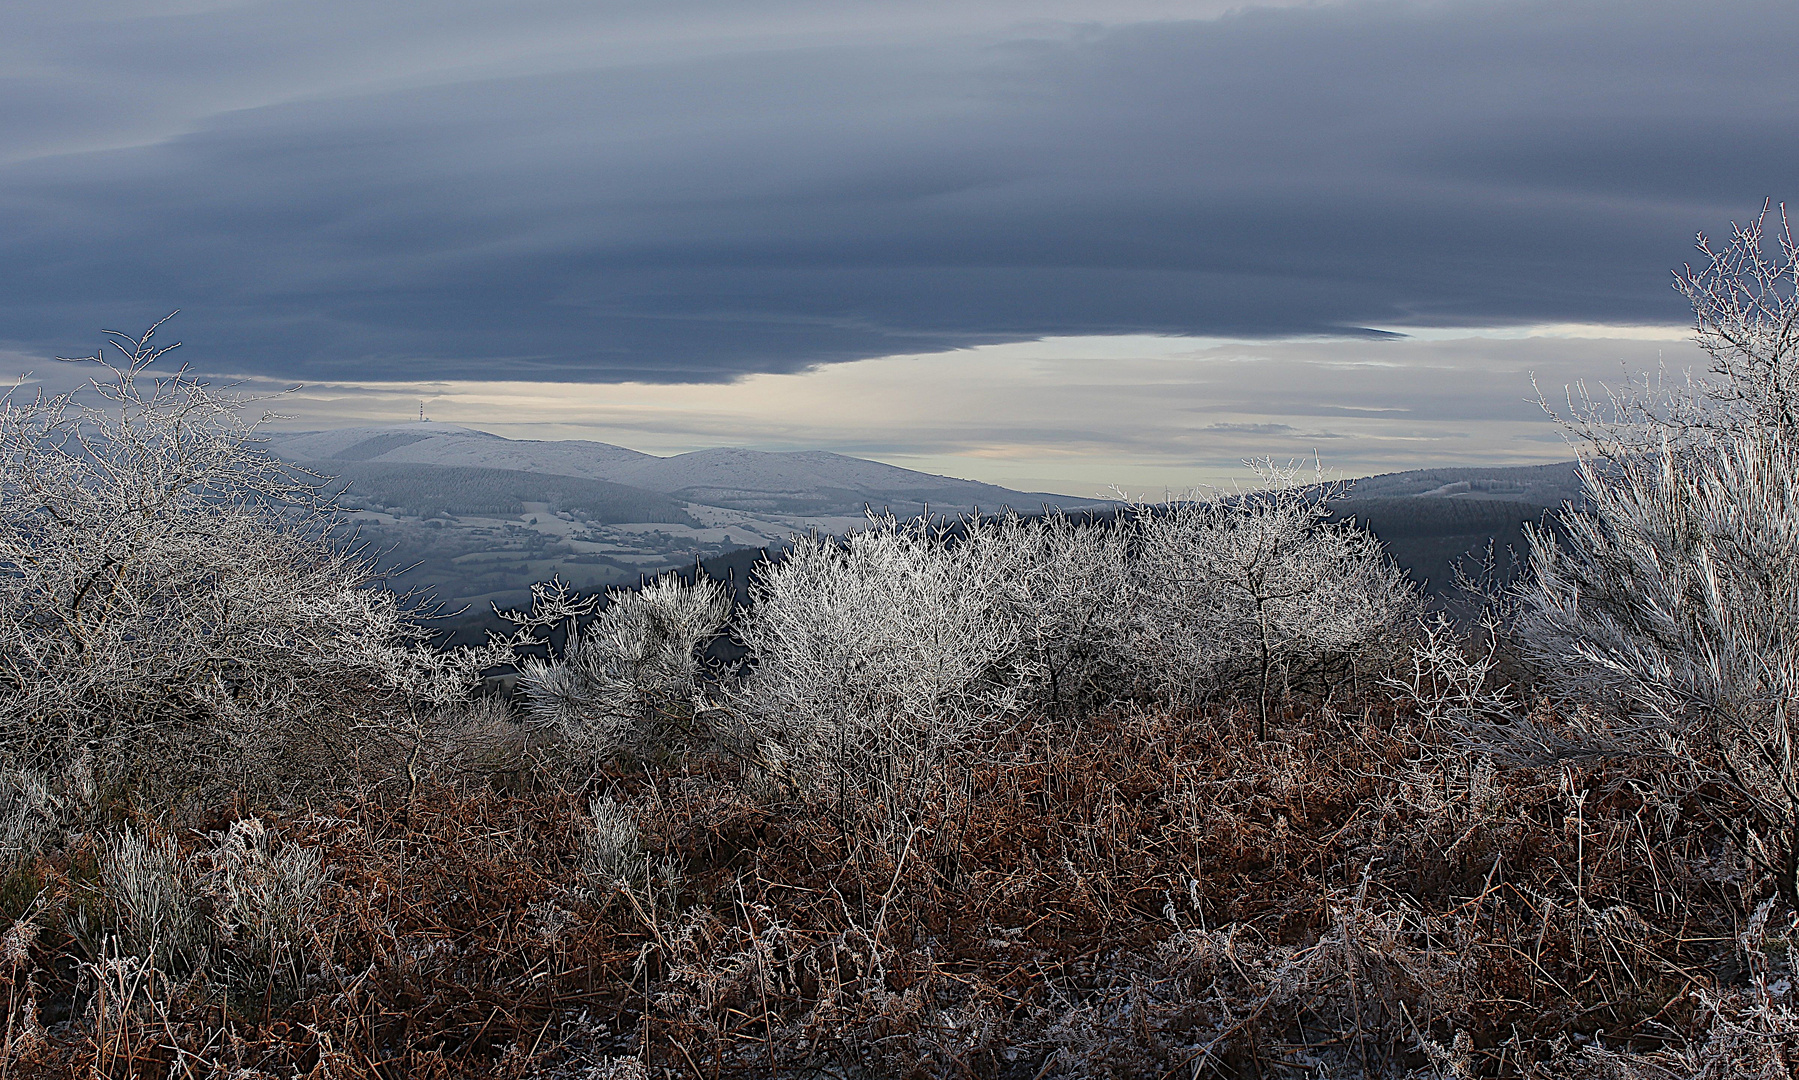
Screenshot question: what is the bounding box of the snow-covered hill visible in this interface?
[264,424,1098,514]
[264,424,654,475]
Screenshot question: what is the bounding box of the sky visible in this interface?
[1,0,1789,492]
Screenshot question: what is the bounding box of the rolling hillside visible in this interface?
[313,461,697,525]
[267,424,1097,515]
[1341,460,1583,505]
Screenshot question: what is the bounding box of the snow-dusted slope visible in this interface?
[264,425,1096,513]
[606,447,968,492]
[265,424,654,474]
[263,423,495,460]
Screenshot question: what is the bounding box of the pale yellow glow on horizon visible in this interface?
[201,323,1703,496]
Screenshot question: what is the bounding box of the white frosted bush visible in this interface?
[735,515,1035,808]
[516,573,732,763]
[961,511,1134,715]
[579,794,645,893]
[1510,206,1799,904]
[0,319,507,797]
[205,817,328,997]
[90,819,328,1002]
[1128,463,1418,734]
[0,770,59,870]
[99,827,209,979]
[1385,609,1516,731]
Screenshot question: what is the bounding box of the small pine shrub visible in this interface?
[1509,206,1799,906]
[516,572,732,767]
[579,794,645,895]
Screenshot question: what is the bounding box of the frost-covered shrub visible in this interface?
[394,694,527,790]
[1510,207,1799,905]
[1385,609,1517,732]
[577,794,681,918]
[1128,464,1418,733]
[579,794,645,893]
[0,770,62,870]
[516,573,732,764]
[85,820,327,1002]
[97,827,210,981]
[0,320,504,798]
[960,511,1134,715]
[735,516,1035,807]
[204,818,328,999]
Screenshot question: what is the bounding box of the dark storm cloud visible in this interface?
[0,0,1792,382]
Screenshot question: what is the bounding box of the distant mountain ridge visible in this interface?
[266,423,1103,515]
[268,423,1590,626]
[1341,461,1583,506]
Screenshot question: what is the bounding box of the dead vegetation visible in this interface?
[0,698,1793,1078]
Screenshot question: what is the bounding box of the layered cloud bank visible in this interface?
[0,0,1791,384]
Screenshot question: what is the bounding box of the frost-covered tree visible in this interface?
[0,320,499,798]
[961,510,1134,715]
[1130,463,1418,736]
[514,573,732,765]
[1511,205,1799,904]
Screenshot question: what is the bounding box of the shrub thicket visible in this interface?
[511,483,1414,847]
